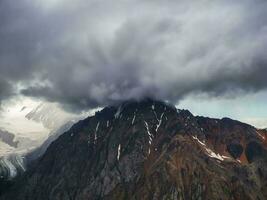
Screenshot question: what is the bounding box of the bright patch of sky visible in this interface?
[178,90,267,128]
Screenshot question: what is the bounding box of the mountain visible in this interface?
[1,99,267,200]
[24,103,98,162]
[0,129,30,183]
[23,102,95,161]
[0,129,18,148]
[0,128,37,186]
[25,120,76,162]
[25,102,76,131]
[0,100,85,173]
[0,100,81,155]
[0,155,25,179]
[0,101,89,194]
[0,154,26,195]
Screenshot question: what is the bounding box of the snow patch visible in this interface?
[256,131,265,140]
[205,148,224,161]
[95,122,100,132]
[153,109,164,132]
[156,112,164,132]
[192,136,205,146]
[115,106,122,119]
[192,136,224,161]
[94,122,100,144]
[117,144,121,160]
[94,133,97,144]
[144,121,153,144]
[144,121,153,154]
[222,155,231,160]
[132,113,136,125]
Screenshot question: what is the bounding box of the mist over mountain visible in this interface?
[0,0,267,111]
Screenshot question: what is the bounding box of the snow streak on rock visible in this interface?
[94,122,100,144]
[192,136,225,161]
[115,106,122,119]
[256,131,265,140]
[156,112,164,132]
[117,144,121,161]
[132,112,136,125]
[152,105,165,133]
[95,122,100,132]
[144,121,153,155]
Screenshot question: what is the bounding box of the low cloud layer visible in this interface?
[0,0,267,111]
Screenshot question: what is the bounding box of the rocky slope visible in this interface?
[1,99,267,200]
[25,120,76,162]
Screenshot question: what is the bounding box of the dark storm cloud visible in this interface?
[0,78,14,105]
[0,0,267,111]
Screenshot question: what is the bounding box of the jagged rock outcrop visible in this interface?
[1,99,267,200]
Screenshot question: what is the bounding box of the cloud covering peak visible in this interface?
[0,0,267,111]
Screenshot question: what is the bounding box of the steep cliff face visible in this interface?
[2,99,267,200]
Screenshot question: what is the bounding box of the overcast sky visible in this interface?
[0,0,267,127]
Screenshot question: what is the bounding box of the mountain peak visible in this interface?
[95,98,190,122]
[2,100,267,200]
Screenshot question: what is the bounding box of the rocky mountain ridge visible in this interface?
[1,99,267,200]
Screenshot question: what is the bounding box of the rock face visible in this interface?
[1,99,267,200]
[0,129,18,148]
[0,154,26,195]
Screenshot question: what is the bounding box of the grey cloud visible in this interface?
[0,78,14,106]
[0,0,267,111]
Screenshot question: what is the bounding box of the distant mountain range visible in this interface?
[0,100,96,187]
[0,102,84,185]
[1,99,266,199]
